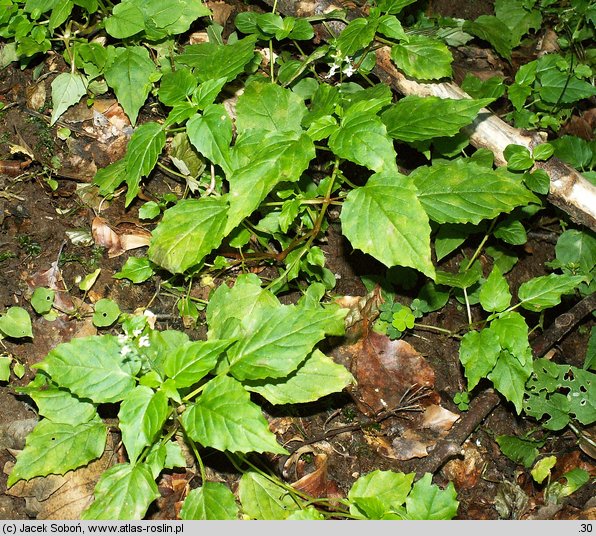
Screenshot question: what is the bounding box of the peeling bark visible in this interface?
[262,0,596,231]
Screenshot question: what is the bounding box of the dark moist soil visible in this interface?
[1,0,595,522]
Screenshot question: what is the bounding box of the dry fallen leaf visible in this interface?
[92,216,151,258]
[442,442,485,490]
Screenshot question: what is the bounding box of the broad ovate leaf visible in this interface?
[459,328,501,391]
[391,35,452,80]
[238,471,300,520]
[235,80,307,135]
[0,306,33,338]
[180,375,287,454]
[405,473,459,520]
[104,46,157,125]
[329,110,397,173]
[148,196,228,274]
[33,335,139,403]
[118,386,169,464]
[479,265,511,313]
[25,386,97,425]
[50,72,88,125]
[382,96,493,142]
[410,160,539,224]
[488,351,533,414]
[226,306,347,381]
[104,2,145,38]
[225,132,315,234]
[180,482,239,520]
[517,273,585,312]
[8,418,106,486]
[244,350,354,405]
[82,463,160,520]
[340,171,434,278]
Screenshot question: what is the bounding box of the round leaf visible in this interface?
[93,299,121,327]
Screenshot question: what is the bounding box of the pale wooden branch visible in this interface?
[262,0,596,231]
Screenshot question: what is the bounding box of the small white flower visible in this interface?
[133,328,143,337]
[327,63,339,78]
[343,64,355,78]
[138,335,150,348]
[117,334,128,344]
[120,345,132,356]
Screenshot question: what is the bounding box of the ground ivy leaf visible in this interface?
[348,470,415,520]
[391,35,452,80]
[187,104,233,176]
[517,273,585,312]
[227,306,346,381]
[329,110,397,173]
[104,46,157,125]
[164,339,233,388]
[225,132,315,234]
[0,306,33,338]
[181,375,287,454]
[405,473,459,520]
[124,121,166,206]
[382,96,493,142]
[118,386,169,464]
[50,72,87,125]
[176,35,257,83]
[235,80,307,135]
[180,481,239,520]
[104,2,145,39]
[244,349,354,405]
[33,335,139,403]
[148,197,228,274]
[81,463,159,520]
[479,265,511,313]
[340,171,434,278]
[459,328,501,391]
[238,471,300,520]
[410,160,539,224]
[206,273,280,340]
[24,386,97,425]
[489,351,533,414]
[7,418,106,487]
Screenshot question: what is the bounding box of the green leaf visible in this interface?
[24,384,97,425]
[434,223,475,262]
[244,350,354,405]
[539,69,596,105]
[463,16,512,60]
[377,0,417,14]
[187,104,233,176]
[104,2,145,38]
[391,35,452,80]
[181,375,287,454]
[336,18,377,56]
[50,72,87,125]
[494,0,541,47]
[94,158,127,197]
[329,109,397,173]
[206,273,279,340]
[493,218,527,245]
[523,169,550,195]
[287,508,325,520]
[459,328,501,391]
[114,256,155,284]
[93,298,121,327]
[504,144,534,171]
[238,471,300,520]
[382,96,492,142]
[533,143,554,161]
[488,351,532,414]
[0,307,33,338]
[405,473,459,520]
[48,0,73,32]
[0,357,10,382]
[104,46,157,125]
[33,335,139,403]
[517,273,585,312]
[124,122,166,206]
[82,463,159,520]
[31,287,55,315]
[548,468,590,502]
[377,15,407,40]
[554,229,596,275]
[585,327,596,371]
[235,80,307,135]
[225,132,315,234]
[410,160,539,225]
[348,470,414,519]
[479,265,511,312]
[139,201,161,220]
[489,311,531,362]
[495,435,542,468]
[118,386,168,464]
[164,339,232,388]
[176,35,257,83]
[551,136,593,169]
[227,306,346,381]
[531,456,556,484]
[180,482,239,520]
[340,171,434,278]
[8,418,106,487]
[157,68,197,106]
[148,197,228,274]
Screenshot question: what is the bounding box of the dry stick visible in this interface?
[262,0,596,231]
[530,292,596,358]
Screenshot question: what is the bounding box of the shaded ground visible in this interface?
[1,0,595,521]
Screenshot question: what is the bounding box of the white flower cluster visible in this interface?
[326,49,356,79]
[117,310,155,357]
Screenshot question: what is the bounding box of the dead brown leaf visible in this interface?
[290,449,343,501]
[442,442,485,490]
[92,216,151,258]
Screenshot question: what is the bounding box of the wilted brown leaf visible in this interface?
[442,442,485,490]
[92,216,151,258]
